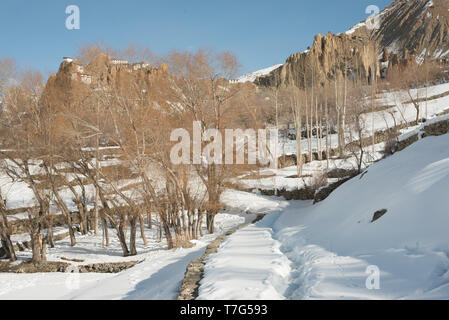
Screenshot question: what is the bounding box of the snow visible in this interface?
[0,273,113,300]
[235,65,283,83]
[198,213,291,300]
[65,236,227,300]
[221,189,288,214]
[201,132,449,299]
[0,212,253,300]
[346,21,366,35]
[416,49,428,65]
[275,133,449,299]
[0,175,35,210]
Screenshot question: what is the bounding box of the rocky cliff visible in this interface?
[256,0,449,88]
[256,32,380,88]
[362,0,449,61]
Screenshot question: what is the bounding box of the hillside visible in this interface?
[199,126,449,299]
[364,0,449,60]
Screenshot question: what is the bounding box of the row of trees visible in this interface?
[0,49,262,264]
[0,46,445,264]
[262,53,444,178]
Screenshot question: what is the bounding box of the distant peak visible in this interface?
[235,64,283,83]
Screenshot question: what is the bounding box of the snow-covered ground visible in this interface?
[199,132,449,299]
[2,81,449,300]
[0,212,253,300]
[6,129,448,300]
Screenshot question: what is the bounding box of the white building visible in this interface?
[111,59,129,65]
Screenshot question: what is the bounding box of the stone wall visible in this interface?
[423,118,449,137]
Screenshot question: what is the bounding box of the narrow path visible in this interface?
[194,213,291,300]
[177,214,264,300]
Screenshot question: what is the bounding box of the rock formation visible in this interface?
[256,0,449,88]
[371,0,449,61]
[41,53,170,107]
[256,32,380,88]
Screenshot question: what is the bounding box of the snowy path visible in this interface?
[198,212,291,300]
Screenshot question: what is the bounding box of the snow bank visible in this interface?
[273,133,449,299]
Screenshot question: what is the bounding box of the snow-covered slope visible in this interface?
[201,132,449,299]
[235,64,283,83]
[275,133,449,299]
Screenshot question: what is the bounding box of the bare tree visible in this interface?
[165,49,247,234]
[0,189,16,262]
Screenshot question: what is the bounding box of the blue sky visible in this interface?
[0,0,392,77]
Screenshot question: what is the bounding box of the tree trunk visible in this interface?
[325,98,330,169]
[162,219,174,250]
[118,216,130,257]
[67,223,76,247]
[0,236,16,262]
[147,212,152,229]
[157,214,162,242]
[98,192,111,247]
[139,214,147,245]
[94,185,100,235]
[41,237,47,262]
[0,209,16,262]
[129,214,138,256]
[341,69,348,155]
[102,216,110,247]
[206,213,215,234]
[316,100,322,161]
[31,232,41,265]
[47,216,55,248]
[76,202,88,235]
[53,191,76,246]
[292,92,303,177]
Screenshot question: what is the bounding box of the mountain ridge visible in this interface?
[255,0,449,88]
